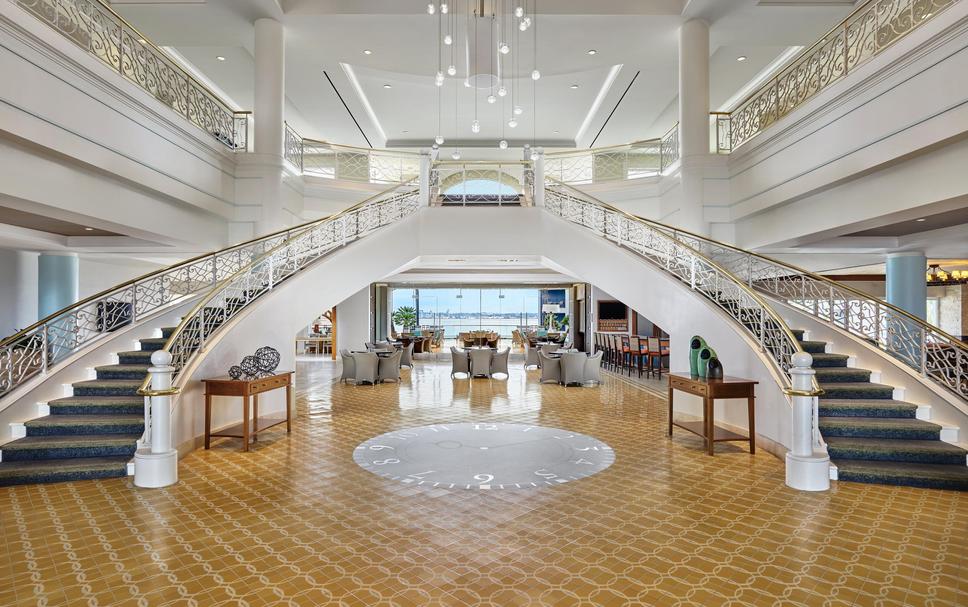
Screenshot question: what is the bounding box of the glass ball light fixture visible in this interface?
[447,64,457,76]
[508,118,518,128]
[451,149,461,160]
[471,119,480,133]
[531,69,541,80]
[515,6,524,18]
[435,71,445,86]
[440,2,448,13]
[444,34,453,45]
[435,134,445,145]
[497,86,508,97]
[513,105,523,116]
[499,42,510,54]
[499,139,508,149]
[487,94,496,104]
[427,2,435,15]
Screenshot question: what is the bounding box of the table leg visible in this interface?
[748,395,756,455]
[705,397,715,456]
[252,394,259,442]
[242,395,250,452]
[204,393,211,450]
[286,381,292,433]
[667,386,674,437]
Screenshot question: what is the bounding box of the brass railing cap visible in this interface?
[138,387,182,397]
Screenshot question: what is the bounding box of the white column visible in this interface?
[677,19,710,235]
[533,148,545,207]
[0,249,38,336]
[134,350,179,488]
[254,18,285,157]
[785,352,830,491]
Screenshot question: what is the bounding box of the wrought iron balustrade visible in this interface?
[12,0,249,150]
[647,228,968,400]
[715,0,960,152]
[283,124,420,184]
[545,124,680,185]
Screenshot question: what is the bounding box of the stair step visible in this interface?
[790,329,805,341]
[161,326,177,338]
[25,415,144,436]
[810,353,849,368]
[814,367,872,383]
[0,434,139,461]
[819,382,895,400]
[826,437,967,465]
[138,338,167,352]
[48,395,143,415]
[71,380,143,397]
[834,460,968,491]
[117,350,153,365]
[819,399,918,419]
[95,364,150,380]
[819,417,941,440]
[0,456,130,486]
[800,340,827,354]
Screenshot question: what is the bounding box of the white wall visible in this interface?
[336,287,371,353]
[78,257,166,299]
[0,248,38,335]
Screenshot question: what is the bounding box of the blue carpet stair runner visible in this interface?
[0,326,178,486]
[792,329,968,491]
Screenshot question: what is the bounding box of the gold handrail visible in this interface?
[136,179,418,395]
[546,177,817,392]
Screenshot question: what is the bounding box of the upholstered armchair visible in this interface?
[490,348,510,378]
[353,352,379,384]
[339,349,356,383]
[561,352,587,386]
[469,349,493,378]
[377,350,403,383]
[538,351,561,384]
[584,351,604,385]
[450,347,469,378]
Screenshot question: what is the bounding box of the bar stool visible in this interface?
[628,336,643,378]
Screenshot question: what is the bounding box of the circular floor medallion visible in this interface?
[353,423,615,489]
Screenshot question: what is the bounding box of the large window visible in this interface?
[390,287,567,338]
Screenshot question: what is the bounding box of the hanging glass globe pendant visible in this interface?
[508,118,518,128]
[499,140,508,149]
[447,64,457,76]
[513,105,523,116]
[471,120,480,133]
[444,34,452,45]
[497,86,507,97]
[531,69,541,80]
[435,135,444,145]
[499,42,510,54]
[487,94,496,104]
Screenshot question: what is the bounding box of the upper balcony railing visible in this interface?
[284,123,421,184]
[545,124,679,185]
[714,0,960,152]
[430,160,532,206]
[11,0,250,150]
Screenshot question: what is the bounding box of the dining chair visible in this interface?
[524,343,540,369]
[469,349,493,378]
[400,343,414,368]
[353,352,379,384]
[584,351,604,385]
[339,349,356,383]
[628,336,643,378]
[538,351,561,384]
[450,347,469,378]
[647,337,663,379]
[561,352,587,386]
[490,348,510,378]
[377,350,403,383]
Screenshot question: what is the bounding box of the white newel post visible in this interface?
[785,352,830,491]
[419,150,432,206]
[134,350,179,488]
[533,149,545,207]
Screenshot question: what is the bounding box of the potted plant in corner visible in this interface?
[391,306,418,333]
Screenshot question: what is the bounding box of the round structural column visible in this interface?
[886,252,927,320]
[37,252,78,319]
[254,18,285,157]
[677,19,710,235]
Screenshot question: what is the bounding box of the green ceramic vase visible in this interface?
[689,336,706,376]
[698,346,717,378]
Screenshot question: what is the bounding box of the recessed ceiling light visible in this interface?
[383,84,392,89]
[570,84,580,89]
[736,56,747,62]
[216,55,226,61]
[402,130,409,134]
[553,129,560,134]
[916,218,927,222]
[363,49,373,55]
[84,227,94,231]
[587,49,597,55]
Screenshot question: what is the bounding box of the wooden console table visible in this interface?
[667,373,757,455]
[202,372,293,452]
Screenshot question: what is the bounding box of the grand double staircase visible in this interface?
[1,182,966,491]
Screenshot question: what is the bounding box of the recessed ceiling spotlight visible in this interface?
[916,218,927,222]
[736,56,747,62]
[84,227,94,231]
[402,130,409,134]
[216,55,226,61]
[587,49,597,55]
[553,129,560,134]
[570,84,580,89]
[363,49,372,55]
[383,84,392,89]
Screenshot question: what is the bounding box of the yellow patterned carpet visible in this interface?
[1,358,965,606]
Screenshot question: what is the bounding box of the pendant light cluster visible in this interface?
[428,0,539,151]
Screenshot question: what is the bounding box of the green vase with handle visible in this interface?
[689,336,706,376]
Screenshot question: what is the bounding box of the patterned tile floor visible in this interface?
[1,356,965,606]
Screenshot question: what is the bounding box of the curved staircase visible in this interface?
[0,327,181,486]
[793,329,968,491]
